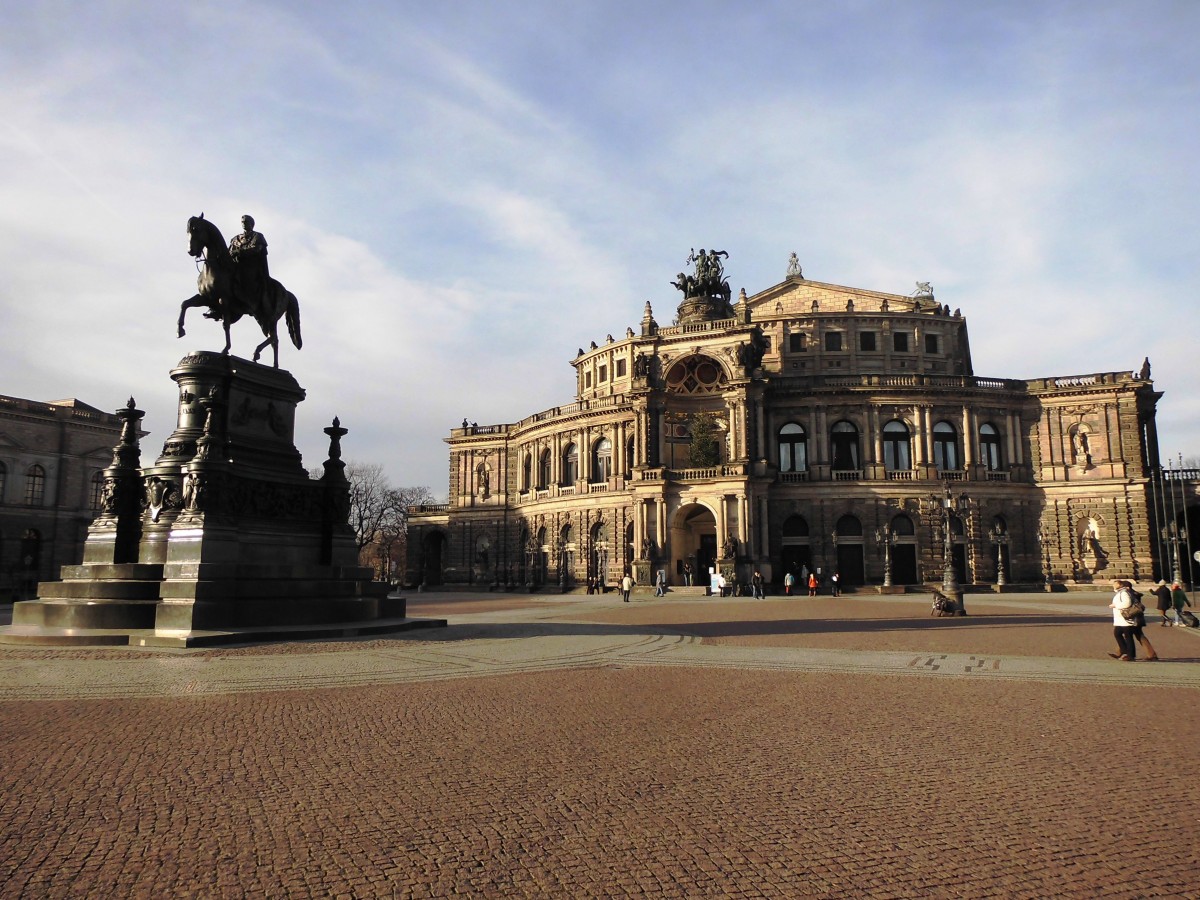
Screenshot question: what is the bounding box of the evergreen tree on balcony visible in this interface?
[689,412,720,468]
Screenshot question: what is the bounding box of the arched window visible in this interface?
[562,443,579,485]
[625,436,635,477]
[90,471,106,510]
[882,420,911,471]
[778,423,807,472]
[835,515,863,537]
[538,449,552,489]
[0,461,7,503]
[521,454,532,492]
[979,423,1003,471]
[830,421,860,471]
[591,437,612,482]
[24,465,45,507]
[891,514,915,535]
[933,421,960,471]
[782,515,810,537]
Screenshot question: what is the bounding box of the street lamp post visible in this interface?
[989,525,1010,588]
[1036,525,1053,590]
[1163,523,1189,587]
[927,482,971,614]
[874,525,894,588]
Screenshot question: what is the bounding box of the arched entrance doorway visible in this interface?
[890,514,919,585]
[834,515,865,585]
[422,531,446,586]
[780,514,811,586]
[671,503,716,584]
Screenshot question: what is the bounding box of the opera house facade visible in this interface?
[407,256,1175,593]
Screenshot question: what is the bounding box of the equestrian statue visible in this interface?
[178,213,302,368]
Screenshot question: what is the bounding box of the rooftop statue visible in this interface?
[672,248,732,307]
[177,213,303,368]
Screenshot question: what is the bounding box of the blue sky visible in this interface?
[2,1,1197,494]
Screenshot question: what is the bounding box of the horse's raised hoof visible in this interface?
[177,328,185,338]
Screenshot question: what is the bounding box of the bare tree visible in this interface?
[345,462,394,555]
[376,485,435,582]
[310,462,433,580]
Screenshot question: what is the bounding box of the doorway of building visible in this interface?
[698,534,717,582]
[422,531,446,586]
[836,544,865,585]
[780,514,811,587]
[672,503,717,584]
[892,544,919,584]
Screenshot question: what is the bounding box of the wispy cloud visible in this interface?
[0,1,1197,494]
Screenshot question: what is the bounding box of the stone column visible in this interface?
[962,406,975,468]
[1006,412,1018,468]
[808,406,819,464]
[913,407,926,465]
[871,405,883,465]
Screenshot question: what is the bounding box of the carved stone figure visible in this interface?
[1139,357,1151,380]
[912,281,934,298]
[786,252,802,278]
[1072,429,1091,468]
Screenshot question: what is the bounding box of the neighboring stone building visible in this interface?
[0,394,125,600]
[407,258,1195,591]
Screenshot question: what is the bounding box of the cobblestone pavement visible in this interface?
[1,591,1198,898]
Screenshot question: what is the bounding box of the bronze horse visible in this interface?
[178,214,302,368]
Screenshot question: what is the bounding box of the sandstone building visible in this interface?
[407,258,1190,592]
[0,395,125,600]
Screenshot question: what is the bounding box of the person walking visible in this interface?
[831,571,841,597]
[1171,582,1192,626]
[751,570,764,600]
[1126,581,1159,660]
[655,570,666,597]
[1109,579,1138,661]
[1153,581,1173,626]
[683,562,693,587]
[807,572,818,597]
[784,571,795,596]
[621,572,633,603]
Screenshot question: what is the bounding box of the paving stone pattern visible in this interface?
[0,591,1198,898]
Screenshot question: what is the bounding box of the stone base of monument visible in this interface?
[0,352,447,648]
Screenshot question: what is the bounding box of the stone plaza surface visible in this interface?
[0,590,1197,898]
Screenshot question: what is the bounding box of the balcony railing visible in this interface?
[985,471,1010,482]
[833,469,862,481]
[886,470,914,481]
[780,471,809,483]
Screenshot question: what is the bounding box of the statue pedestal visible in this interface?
[3,352,443,647]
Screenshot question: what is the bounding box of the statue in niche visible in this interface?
[1078,518,1109,573]
[477,464,490,499]
[1072,428,1092,469]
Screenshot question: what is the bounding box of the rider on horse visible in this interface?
[228,215,270,315]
